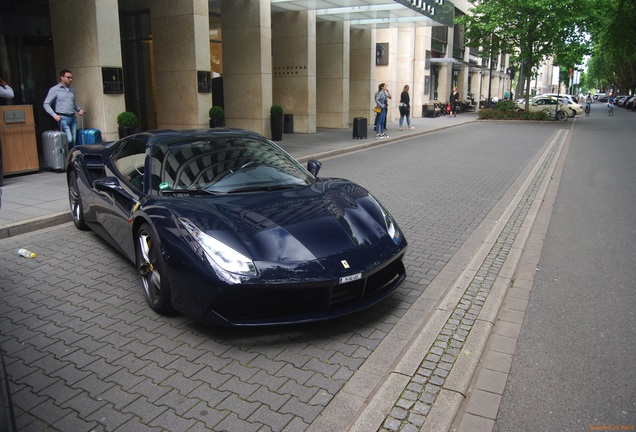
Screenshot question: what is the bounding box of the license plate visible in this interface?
[339,273,362,284]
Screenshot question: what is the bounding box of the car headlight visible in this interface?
[179,217,257,279]
[369,196,402,245]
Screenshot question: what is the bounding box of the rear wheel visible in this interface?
[68,170,88,230]
[136,223,174,314]
[556,110,568,121]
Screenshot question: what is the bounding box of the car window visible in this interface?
[150,135,313,193]
[112,139,147,190]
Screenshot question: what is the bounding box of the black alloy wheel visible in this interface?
[136,223,174,314]
[68,171,89,230]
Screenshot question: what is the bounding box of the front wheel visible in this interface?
[136,223,174,315]
[68,170,89,230]
[556,110,568,121]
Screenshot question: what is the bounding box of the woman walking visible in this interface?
[450,87,460,117]
[399,85,414,130]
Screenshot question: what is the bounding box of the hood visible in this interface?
[170,179,396,262]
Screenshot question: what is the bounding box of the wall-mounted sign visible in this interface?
[376,43,389,66]
[102,67,124,94]
[3,109,25,123]
[197,71,212,93]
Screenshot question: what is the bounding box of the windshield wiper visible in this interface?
[224,184,300,194]
[160,188,219,196]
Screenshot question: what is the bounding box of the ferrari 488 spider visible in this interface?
[67,129,407,326]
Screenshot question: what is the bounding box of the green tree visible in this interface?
[586,0,636,93]
[457,0,590,109]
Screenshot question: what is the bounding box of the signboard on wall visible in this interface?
[424,76,430,95]
[102,67,124,94]
[376,43,389,66]
[197,71,212,93]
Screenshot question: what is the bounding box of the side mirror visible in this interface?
[93,176,123,193]
[307,159,322,177]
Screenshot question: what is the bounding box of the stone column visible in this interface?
[272,10,316,133]
[49,0,124,141]
[151,0,211,130]
[396,26,416,118]
[349,29,375,123]
[412,26,426,116]
[221,0,272,136]
[316,21,349,129]
[375,28,398,122]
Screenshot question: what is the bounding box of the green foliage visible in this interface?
[209,106,224,120]
[456,0,591,106]
[478,107,551,121]
[270,104,283,116]
[494,100,517,113]
[116,111,138,128]
[586,0,636,92]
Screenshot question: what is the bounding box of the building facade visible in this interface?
[0,0,512,146]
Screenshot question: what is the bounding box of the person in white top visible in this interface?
[0,77,14,98]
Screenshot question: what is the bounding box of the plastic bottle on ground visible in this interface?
[18,248,36,258]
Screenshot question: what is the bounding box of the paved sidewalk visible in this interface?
[0,113,477,238]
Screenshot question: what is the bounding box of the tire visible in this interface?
[556,110,568,121]
[68,170,89,230]
[136,223,174,315]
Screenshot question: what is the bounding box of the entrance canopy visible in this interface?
[270,0,454,28]
[430,58,478,68]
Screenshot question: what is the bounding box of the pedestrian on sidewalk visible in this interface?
[375,83,389,139]
[374,84,391,132]
[399,84,414,130]
[450,87,460,117]
[43,69,85,147]
[0,76,14,99]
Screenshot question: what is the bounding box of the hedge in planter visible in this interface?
[209,106,225,128]
[117,111,139,138]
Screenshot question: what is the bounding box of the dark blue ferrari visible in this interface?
[67,129,407,326]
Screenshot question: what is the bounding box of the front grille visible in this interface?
[215,254,406,324]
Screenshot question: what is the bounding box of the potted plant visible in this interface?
[270,104,284,141]
[209,106,225,128]
[117,111,139,138]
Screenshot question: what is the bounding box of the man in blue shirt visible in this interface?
[43,69,85,147]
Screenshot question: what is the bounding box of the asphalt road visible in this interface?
[1,121,569,431]
[494,103,636,431]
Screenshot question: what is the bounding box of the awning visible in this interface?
[270,0,454,28]
[430,58,477,68]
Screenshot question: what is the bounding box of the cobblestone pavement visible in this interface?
[0,122,564,431]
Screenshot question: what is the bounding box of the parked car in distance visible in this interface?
[624,96,636,110]
[516,96,571,119]
[539,93,577,103]
[551,97,583,116]
[614,96,628,106]
[67,128,409,326]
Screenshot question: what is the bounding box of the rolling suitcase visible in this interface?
[76,128,102,145]
[42,131,68,172]
[76,116,102,145]
[353,117,367,139]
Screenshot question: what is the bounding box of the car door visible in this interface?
[92,138,147,259]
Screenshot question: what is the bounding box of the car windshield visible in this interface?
[149,134,313,194]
